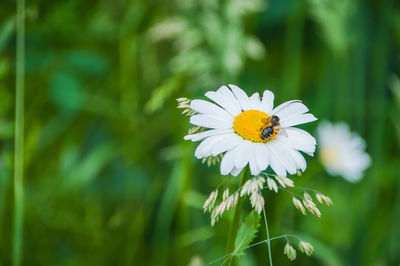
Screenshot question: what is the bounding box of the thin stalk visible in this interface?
[263,207,273,266]
[208,234,305,265]
[225,166,250,254]
[13,0,25,265]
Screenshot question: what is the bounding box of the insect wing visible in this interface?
[277,127,288,137]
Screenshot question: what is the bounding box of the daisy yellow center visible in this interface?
[233,110,276,143]
[320,147,339,166]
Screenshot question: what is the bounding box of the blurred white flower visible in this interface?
[184,84,317,176]
[317,121,371,182]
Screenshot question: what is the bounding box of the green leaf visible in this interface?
[234,211,261,257]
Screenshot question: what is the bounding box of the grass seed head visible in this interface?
[299,241,314,256]
[292,197,307,215]
[284,242,297,261]
[267,177,278,193]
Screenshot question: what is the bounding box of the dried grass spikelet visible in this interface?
[188,126,203,135]
[292,197,307,215]
[222,188,229,201]
[203,189,218,213]
[240,176,265,197]
[177,97,196,116]
[302,198,321,218]
[266,177,278,193]
[202,154,224,167]
[298,241,314,256]
[284,242,297,261]
[208,188,240,226]
[274,175,294,188]
[249,191,264,214]
[303,192,313,202]
[316,193,333,206]
[239,176,266,214]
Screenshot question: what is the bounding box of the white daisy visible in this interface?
[317,121,371,182]
[184,84,318,177]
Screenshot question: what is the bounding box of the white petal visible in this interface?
[268,141,295,175]
[190,114,232,129]
[249,93,261,110]
[194,137,216,159]
[271,100,301,115]
[282,145,307,172]
[249,143,261,175]
[194,134,231,158]
[255,143,270,171]
[220,147,237,175]
[273,101,309,122]
[260,90,274,114]
[269,141,297,175]
[349,133,366,150]
[190,99,233,122]
[184,129,234,141]
[280,113,317,127]
[282,127,317,155]
[228,84,251,111]
[211,134,242,156]
[345,173,362,182]
[234,140,251,170]
[362,153,371,168]
[231,167,243,177]
[265,145,287,176]
[205,86,242,117]
[285,127,316,144]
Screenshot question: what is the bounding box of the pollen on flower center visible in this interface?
[233,110,277,143]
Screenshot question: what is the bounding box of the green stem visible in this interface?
[225,166,250,254]
[13,0,25,265]
[263,207,273,266]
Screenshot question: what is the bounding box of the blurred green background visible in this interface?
[1,0,400,265]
